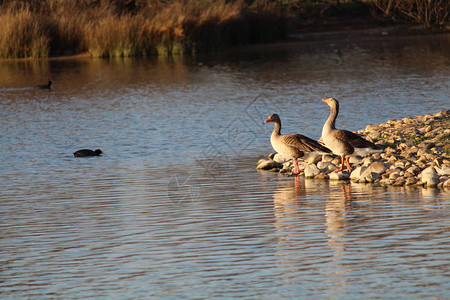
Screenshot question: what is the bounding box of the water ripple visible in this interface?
[1,35,450,299]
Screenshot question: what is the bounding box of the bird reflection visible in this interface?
[272,177,305,277]
[273,177,304,223]
[325,181,353,283]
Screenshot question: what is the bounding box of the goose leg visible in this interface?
[333,156,346,173]
[343,156,352,172]
[292,159,300,175]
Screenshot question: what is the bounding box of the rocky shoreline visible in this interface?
[257,109,450,188]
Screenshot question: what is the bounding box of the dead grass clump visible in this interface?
[0,0,289,58]
[371,0,450,28]
[0,4,50,58]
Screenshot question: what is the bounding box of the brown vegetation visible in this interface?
[370,0,450,28]
[0,0,288,58]
[0,0,448,59]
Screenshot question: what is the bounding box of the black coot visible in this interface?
[73,149,102,157]
[37,80,53,89]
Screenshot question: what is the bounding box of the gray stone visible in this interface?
[305,154,322,164]
[273,153,286,163]
[283,161,293,169]
[387,155,397,164]
[332,157,341,166]
[389,172,400,180]
[380,178,394,185]
[406,165,420,175]
[350,166,367,181]
[257,160,282,170]
[298,161,308,171]
[365,124,379,131]
[393,177,406,186]
[404,171,414,178]
[365,172,379,182]
[304,164,320,178]
[329,172,350,180]
[436,165,450,176]
[372,153,382,160]
[394,160,406,169]
[410,146,419,152]
[314,173,329,180]
[360,161,387,182]
[257,159,267,165]
[385,147,397,155]
[317,161,337,173]
[405,177,418,185]
[362,157,375,166]
[420,166,439,187]
[327,163,338,172]
[402,117,413,124]
[268,152,277,160]
[322,154,335,162]
[349,156,363,165]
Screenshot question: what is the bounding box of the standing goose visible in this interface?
[265,114,331,174]
[321,98,382,172]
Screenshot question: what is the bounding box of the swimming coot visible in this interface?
[37,80,53,89]
[73,149,102,157]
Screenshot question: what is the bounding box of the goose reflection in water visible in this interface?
[324,181,354,287]
[272,177,304,278]
[273,177,305,224]
[325,182,352,255]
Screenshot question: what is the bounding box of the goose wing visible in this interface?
[336,129,382,150]
[282,134,332,153]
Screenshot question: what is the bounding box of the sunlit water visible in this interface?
[1,34,449,299]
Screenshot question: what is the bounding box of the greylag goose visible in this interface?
[37,80,53,89]
[265,114,331,174]
[321,98,382,172]
[73,149,102,157]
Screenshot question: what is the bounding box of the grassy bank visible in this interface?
[0,0,288,58]
[0,0,448,59]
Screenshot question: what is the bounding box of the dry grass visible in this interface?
[0,0,447,58]
[0,0,288,58]
[0,4,50,58]
[370,0,450,28]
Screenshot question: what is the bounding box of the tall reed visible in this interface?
[0,0,289,58]
[0,0,447,59]
[0,4,50,58]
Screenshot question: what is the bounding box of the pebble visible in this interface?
[420,166,440,187]
[273,153,286,163]
[350,166,367,181]
[305,154,322,164]
[304,164,320,178]
[257,159,282,170]
[258,109,450,189]
[329,172,349,180]
[314,173,329,180]
[317,161,337,173]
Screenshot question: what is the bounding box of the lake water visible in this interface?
[1,33,449,299]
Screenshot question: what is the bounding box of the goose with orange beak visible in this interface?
[265,114,331,175]
[321,98,382,172]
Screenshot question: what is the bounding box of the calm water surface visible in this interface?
[1,34,450,299]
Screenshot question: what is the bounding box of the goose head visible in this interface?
[322,97,339,107]
[264,114,281,124]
